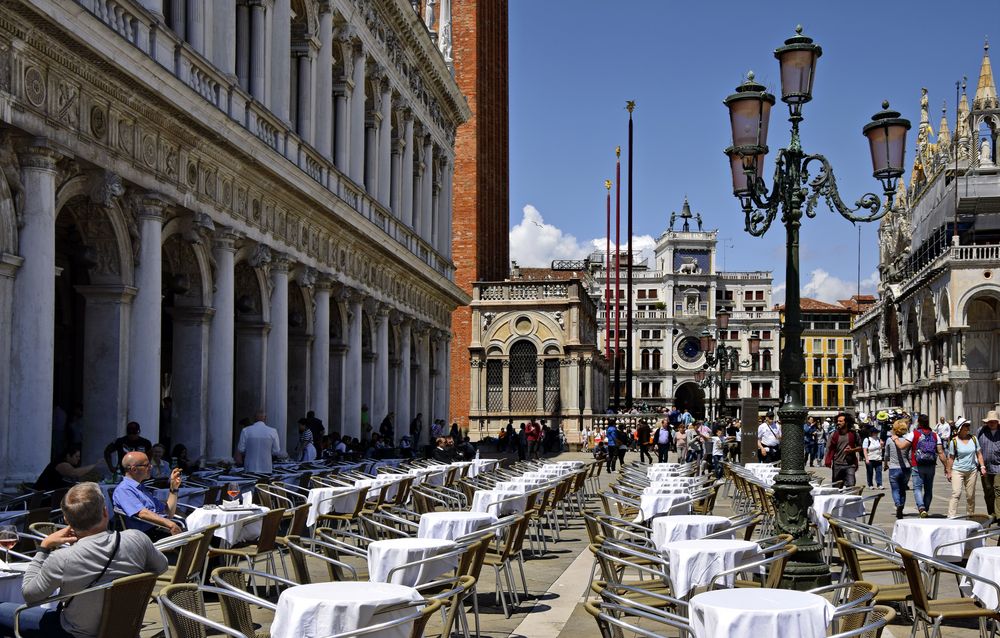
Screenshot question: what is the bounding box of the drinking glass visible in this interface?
[0,524,17,565]
[226,482,240,503]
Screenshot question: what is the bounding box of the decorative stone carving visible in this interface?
[249,243,272,269]
[88,170,125,208]
[55,79,79,127]
[23,66,45,107]
[0,131,24,223]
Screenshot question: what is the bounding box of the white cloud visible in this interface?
[509,204,656,268]
[772,269,879,304]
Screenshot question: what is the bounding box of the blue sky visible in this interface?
[507,0,996,302]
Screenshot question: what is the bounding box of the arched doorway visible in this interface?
[674,382,706,420]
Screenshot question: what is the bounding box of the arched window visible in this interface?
[651,349,662,370]
[640,349,650,370]
[509,341,537,411]
[762,349,772,371]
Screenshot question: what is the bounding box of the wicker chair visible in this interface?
[209,567,294,638]
[321,599,442,638]
[15,572,156,638]
[157,583,272,638]
[208,507,286,574]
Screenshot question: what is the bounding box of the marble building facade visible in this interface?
[0,0,470,484]
[852,44,1000,424]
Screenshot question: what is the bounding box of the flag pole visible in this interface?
[614,146,621,412]
[605,180,612,361]
[625,101,635,410]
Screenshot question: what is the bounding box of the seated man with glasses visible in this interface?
[111,451,184,538]
[0,482,167,638]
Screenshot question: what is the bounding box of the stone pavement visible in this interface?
[138,451,991,637]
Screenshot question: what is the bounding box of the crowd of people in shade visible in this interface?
[490,419,567,461]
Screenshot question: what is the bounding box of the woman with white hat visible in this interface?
[946,418,986,518]
[978,410,1000,522]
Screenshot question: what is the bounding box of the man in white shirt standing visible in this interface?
[757,412,782,462]
[936,417,953,448]
[236,410,281,474]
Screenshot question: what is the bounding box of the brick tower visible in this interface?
[449,0,510,431]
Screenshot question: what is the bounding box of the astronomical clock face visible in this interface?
[678,336,702,362]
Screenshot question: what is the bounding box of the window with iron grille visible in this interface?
[509,341,537,411]
[486,360,503,412]
[543,359,560,411]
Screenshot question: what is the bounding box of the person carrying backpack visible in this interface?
[823,413,862,487]
[891,414,949,517]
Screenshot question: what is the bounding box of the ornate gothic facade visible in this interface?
[0,0,470,484]
[852,43,1000,423]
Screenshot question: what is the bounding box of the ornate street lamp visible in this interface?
[699,324,758,421]
[723,25,910,589]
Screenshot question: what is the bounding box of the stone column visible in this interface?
[236,1,249,91]
[207,229,239,461]
[333,83,350,172]
[566,357,581,415]
[501,359,510,412]
[315,6,334,159]
[400,112,414,227]
[249,0,267,101]
[171,0,187,39]
[442,336,451,424]
[187,0,206,54]
[270,0,290,121]
[349,44,366,184]
[78,286,135,467]
[343,291,363,438]
[377,82,392,207]
[0,255,20,485]
[390,134,404,217]
[373,306,390,432]
[364,114,378,194]
[211,0,237,77]
[395,316,412,435]
[266,254,290,452]
[310,278,331,427]
[420,136,434,242]
[127,194,167,442]
[432,334,447,426]
[8,144,58,483]
[295,49,315,142]
[416,325,431,447]
[535,360,545,412]
[170,306,213,458]
[584,357,594,413]
[440,158,453,257]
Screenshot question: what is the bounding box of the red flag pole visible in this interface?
[613,146,621,412]
[604,180,612,361]
[626,101,635,410]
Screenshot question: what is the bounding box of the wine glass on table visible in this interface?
[226,482,240,505]
[0,524,17,565]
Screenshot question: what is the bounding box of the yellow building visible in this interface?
[777,296,875,417]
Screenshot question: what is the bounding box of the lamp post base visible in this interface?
[773,402,831,590]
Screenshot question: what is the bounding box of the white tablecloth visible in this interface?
[642,485,689,495]
[0,562,28,604]
[638,493,691,522]
[417,512,497,540]
[809,494,865,536]
[270,581,423,638]
[891,518,983,561]
[408,466,448,486]
[185,505,266,545]
[355,475,405,500]
[690,588,835,638]
[646,464,688,479]
[368,538,458,586]
[651,515,733,548]
[650,476,703,489]
[493,481,533,494]
[963,547,1000,609]
[469,458,499,477]
[663,539,761,598]
[305,487,362,527]
[471,490,527,516]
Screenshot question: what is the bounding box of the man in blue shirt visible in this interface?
[605,422,620,472]
[112,451,183,537]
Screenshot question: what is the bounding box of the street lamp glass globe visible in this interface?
[748,331,761,355]
[774,26,822,108]
[724,73,775,153]
[863,101,911,189]
[717,309,731,330]
[700,329,712,353]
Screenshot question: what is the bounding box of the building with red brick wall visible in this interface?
[448,0,510,430]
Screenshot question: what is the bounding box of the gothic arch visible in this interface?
[55,174,135,287]
[957,283,1000,326]
[161,219,214,307]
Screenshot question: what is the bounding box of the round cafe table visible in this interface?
[651,515,733,548]
[892,518,983,561]
[185,504,266,545]
[0,562,29,604]
[305,486,362,527]
[638,493,691,522]
[269,581,423,638]
[963,547,1000,609]
[471,490,527,516]
[689,588,836,638]
[809,493,865,537]
[368,537,458,586]
[418,511,497,541]
[647,464,688,479]
[662,538,760,598]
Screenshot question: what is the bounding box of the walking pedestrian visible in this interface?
[979,412,1000,523]
[675,423,688,464]
[893,414,949,517]
[605,421,620,472]
[638,420,653,464]
[886,419,912,518]
[946,420,986,518]
[825,413,862,487]
[756,412,782,463]
[862,427,884,489]
[655,420,672,463]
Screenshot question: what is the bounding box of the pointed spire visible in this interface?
[937,100,951,149]
[895,176,908,210]
[974,38,998,110]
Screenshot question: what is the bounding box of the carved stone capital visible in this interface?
[135,191,170,220]
[18,142,60,172]
[269,251,292,274]
[212,226,241,252]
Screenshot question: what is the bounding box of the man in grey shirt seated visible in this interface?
[0,482,167,638]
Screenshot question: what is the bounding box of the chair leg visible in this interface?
[516,554,528,597]
[505,562,520,605]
